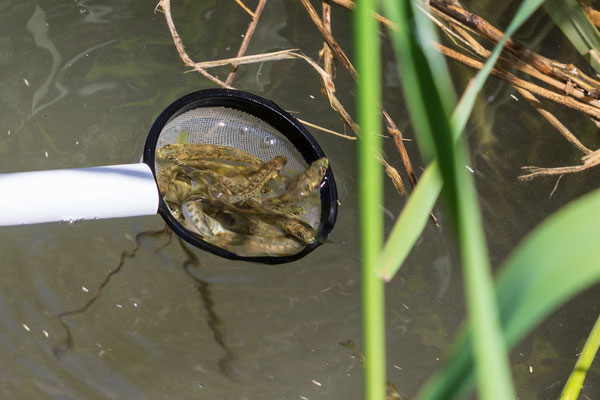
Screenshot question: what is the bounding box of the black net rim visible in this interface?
[142,89,338,264]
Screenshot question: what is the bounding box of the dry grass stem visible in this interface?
[319,1,335,77]
[297,118,357,140]
[294,52,360,134]
[157,2,350,142]
[303,0,425,201]
[436,43,600,121]
[515,87,592,155]
[194,49,299,69]
[226,0,267,85]
[429,0,600,97]
[424,7,483,57]
[548,174,564,198]
[430,4,600,109]
[193,48,359,138]
[382,110,418,189]
[234,0,256,18]
[578,0,600,28]
[155,0,233,89]
[380,157,407,196]
[299,0,358,79]
[195,49,359,134]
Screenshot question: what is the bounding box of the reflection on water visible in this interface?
[0,0,599,398]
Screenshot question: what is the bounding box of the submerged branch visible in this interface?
[519,149,600,180]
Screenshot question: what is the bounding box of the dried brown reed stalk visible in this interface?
[515,87,592,155]
[233,0,256,18]
[319,1,334,77]
[226,0,266,85]
[158,0,600,190]
[195,49,360,136]
[299,0,357,78]
[156,0,419,204]
[578,0,600,29]
[155,0,351,140]
[430,0,600,96]
[155,0,233,89]
[330,0,600,182]
[299,1,433,220]
[420,2,600,182]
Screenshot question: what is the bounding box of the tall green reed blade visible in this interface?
[381,1,515,398]
[355,0,385,399]
[544,0,600,74]
[560,313,600,400]
[378,0,545,281]
[417,187,600,399]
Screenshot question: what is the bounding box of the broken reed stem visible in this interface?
[298,117,357,140]
[234,0,256,18]
[226,0,267,85]
[320,1,334,77]
[299,0,358,79]
[380,157,407,196]
[515,87,592,155]
[426,1,600,109]
[578,0,600,29]
[436,43,600,121]
[381,110,418,189]
[157,2,352,142]
[155,0,233,89]
[301,0,419,197]
[430,4,600,180]
[381,109,438,225]
[429,0,600,95]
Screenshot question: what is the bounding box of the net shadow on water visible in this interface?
[51,226,172,359]
[51,225,239,382]
[176,237,239,382]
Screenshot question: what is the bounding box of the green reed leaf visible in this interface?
[355,0,386,398]
[544,0,600,74]
[417,187,600,400]
[381,0,518,398]
[377,162,441,281]
[377,0,545,284]
[560,312,600,400]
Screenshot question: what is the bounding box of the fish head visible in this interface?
[156,144,186,160]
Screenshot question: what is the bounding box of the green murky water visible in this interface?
[0,1,598,398]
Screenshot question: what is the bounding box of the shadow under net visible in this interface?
[52,226,237,381]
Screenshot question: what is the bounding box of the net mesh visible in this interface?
[154,106,321,230]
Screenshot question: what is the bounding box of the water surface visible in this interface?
[0,1,598,399]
